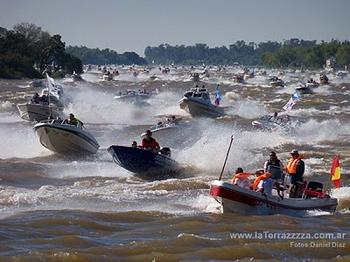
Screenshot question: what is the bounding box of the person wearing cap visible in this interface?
[141,130,160,151]
[286,149,305,197]
[264,151,284,183]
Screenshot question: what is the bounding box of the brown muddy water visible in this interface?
[0,67,349,261]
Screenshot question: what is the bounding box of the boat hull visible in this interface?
[179,97,224,118]
[34,123,99,155]
[210,180,337,216]
[108,145,179,177]
[17,103,64,122]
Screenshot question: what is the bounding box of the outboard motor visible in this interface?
[160,147,171,157]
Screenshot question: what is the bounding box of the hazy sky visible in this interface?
[1,0,349,56]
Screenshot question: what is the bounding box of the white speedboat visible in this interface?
[17,102,64,122]
[34,119,99,155]
[179,87,225,118]
[210,180,337,216]
[305,79,319,88]
[17,84,66,122]
[102,73,113,81]
[252,114,292,131]
[295,85,314,95]
[114,89,155,100]
[269,76,284,87]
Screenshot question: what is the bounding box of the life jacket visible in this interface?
[286,157,302,174]
[251,172,272,191]
[230,172,251,184]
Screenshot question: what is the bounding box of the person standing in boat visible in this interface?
[264,151,284,184]
[286,149,305,197]
[141,130,160,151]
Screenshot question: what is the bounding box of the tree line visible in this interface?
[0,23,83,79]
[66,46,147,65]
[144,39,350,68]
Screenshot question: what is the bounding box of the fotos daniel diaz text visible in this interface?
[230,231,347,248]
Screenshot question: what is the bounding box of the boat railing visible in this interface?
[39,118,84,129]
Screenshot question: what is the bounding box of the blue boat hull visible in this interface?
[108,145,179,176]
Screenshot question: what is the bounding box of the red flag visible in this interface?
[330,155,341,188]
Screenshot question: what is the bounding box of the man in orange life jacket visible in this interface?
[230,167,251,189]
[286,149,304,185]
[141,130,160,151]
[251,170,273,195]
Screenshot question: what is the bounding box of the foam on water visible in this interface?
[293,119,349,144]
[0,122,50,159]
[177,120,288,173]
[227,99,269,119]
[0,101,13,111]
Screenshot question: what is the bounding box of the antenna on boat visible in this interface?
[218,135,234,181]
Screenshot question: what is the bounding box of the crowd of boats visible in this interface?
[14,64,347,217]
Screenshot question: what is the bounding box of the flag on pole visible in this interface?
[282,91,301,111]
[282,97,296,111]
[330,155,341,188]
[46,73,55,91]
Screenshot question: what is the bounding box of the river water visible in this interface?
[0,67,349,261]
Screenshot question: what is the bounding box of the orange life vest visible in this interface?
[251,172,272,191]
[230,172,251,184]
[286,157,302,174]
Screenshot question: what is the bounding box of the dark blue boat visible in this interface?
[108,145,180,177]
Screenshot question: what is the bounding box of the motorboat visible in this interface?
[17,79,67,122]
[295,85,314,95]
[141,116,182,137]
[241,67,254,80]
[17,102,64,122]
[305,79,319,88]
[210,180,337,216]
[114,89,157,101]
[233,74,245,83]
[108,145,180,177]
[190,72,200,82]
[102,72,113,81]
[34,119,99,155]
[269,76,285,87]
[178,87,225,118]
[252,114,292,131]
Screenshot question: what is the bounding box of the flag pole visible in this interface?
[219,135,234,181]
[46,73,52,119]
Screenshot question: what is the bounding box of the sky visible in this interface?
[0,0,349,56]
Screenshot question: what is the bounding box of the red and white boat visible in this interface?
[209,180,338,216]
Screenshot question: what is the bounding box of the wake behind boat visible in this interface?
[108,145,180,177]
[210,180,337,216]
[178,87,225,118]
[34,119,99,155]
